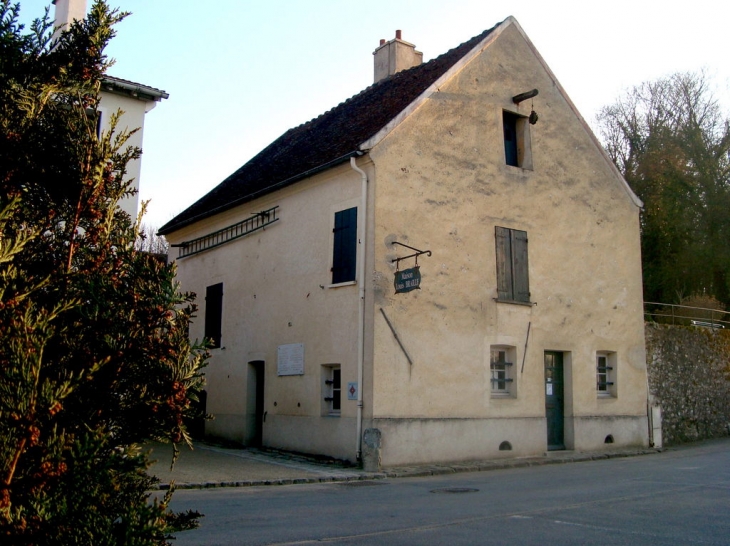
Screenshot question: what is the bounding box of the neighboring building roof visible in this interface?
[102,75,169,102]
[159,22,501,235]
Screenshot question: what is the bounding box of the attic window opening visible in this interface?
[503,111,533,170]
[173,206,279,258]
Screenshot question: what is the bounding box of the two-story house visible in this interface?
[160,17,649,467]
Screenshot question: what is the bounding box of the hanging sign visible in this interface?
[394,266,421,294]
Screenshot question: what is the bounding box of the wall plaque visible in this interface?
[277,343,304,376]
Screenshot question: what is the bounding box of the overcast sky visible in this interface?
[19,0,730,228]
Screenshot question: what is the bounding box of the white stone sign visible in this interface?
[277,343,304,376]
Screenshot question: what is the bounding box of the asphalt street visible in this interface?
[166,438,730,545]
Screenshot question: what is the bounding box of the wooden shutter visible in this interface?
[495,226,513,300]
[332,207,357,284]
[496,227,529,303]
[205,283,223,348]
[512,229,530,303]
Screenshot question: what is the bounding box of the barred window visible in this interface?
[490,347,515,396]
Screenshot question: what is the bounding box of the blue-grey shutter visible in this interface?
[495,226,513,300]
[332,207,357,284]
[205,283,223,347]
[512,229,530,303]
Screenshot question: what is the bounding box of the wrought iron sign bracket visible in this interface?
[391,241,432,268]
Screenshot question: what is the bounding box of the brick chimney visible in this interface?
[373,30,423,83]
[52,0,87,33]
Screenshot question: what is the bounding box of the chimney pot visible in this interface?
[380,39,386,46]
[396,30,402,40]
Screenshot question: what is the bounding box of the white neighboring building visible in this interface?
[53,0,168,219]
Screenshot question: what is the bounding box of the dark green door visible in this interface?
[544,351,565,450]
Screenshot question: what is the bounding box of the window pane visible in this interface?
[332,369,341,411]
[503,111,519,167]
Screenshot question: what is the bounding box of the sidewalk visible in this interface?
[146,441,662,490]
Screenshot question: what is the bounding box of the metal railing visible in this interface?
[172,206,279,258]
[644,301,730,329]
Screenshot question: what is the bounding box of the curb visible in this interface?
[155,447,662,491]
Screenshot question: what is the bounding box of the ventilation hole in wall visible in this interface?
[604,434,614,444]
[499,441,512,451]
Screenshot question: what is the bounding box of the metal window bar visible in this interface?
[643,301,730,329]
[490,361,513,390]
[173,206,279,258]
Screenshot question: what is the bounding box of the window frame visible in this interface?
[331,207,358,285]
[490,346,516,397]
[495,226,530,305]
[322,365,342,416]
[596,352,616,397]
[502,110,533,170]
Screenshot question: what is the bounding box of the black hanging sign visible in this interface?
[391,241,431,295]
[394,266,421,294]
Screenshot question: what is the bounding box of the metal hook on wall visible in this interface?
[391,241,432,268]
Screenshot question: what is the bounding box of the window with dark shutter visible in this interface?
[332,207,357,284]
[495,226,530,304]
[204,283,223,348]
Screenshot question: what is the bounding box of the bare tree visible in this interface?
[597,71,730,306]
[135,222,170,255]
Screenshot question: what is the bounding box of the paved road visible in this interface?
[168,439,730,545]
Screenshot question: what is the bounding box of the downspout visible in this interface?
[350,156,368,461]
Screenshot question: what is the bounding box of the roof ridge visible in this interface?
[287,26,499,134]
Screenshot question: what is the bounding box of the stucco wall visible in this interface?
[368,22,648,464]
[98,91,154,218]
[167,163,369,461]
[645,323,730,444]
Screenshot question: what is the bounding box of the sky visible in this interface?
[18,0,730,229]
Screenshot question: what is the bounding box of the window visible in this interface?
[323,365,341,415]
[495,226,530,304]
[332,207,357,284]
[596,352,616,397]
[503,110,533,169]
[204,283,223,348]
[490,347,515,396]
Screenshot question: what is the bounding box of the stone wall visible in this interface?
[645,323,730,445]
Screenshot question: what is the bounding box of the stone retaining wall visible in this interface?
[645,323,730,445]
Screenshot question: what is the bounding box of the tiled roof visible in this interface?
[103,75,169,100]
[159,24,499,235]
